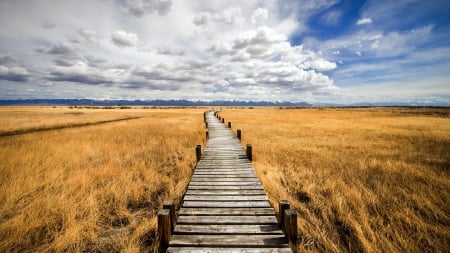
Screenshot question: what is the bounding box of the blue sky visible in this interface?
[0,0,449,104]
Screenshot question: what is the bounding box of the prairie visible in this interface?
[219,107,450,252]
[0,107,205,252]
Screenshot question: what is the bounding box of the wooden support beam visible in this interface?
[228,122,231,128]
[284,209,298,253]
[246,144,252,161]
[163,200,176,232]
[206,130,209,139]
[158,209,171,248]
[237,129,241,140]
[196,144,201,162]
[278,200,290,233]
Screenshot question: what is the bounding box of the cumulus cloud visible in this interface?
[251,8,268,25]
[36,42,76,56]
[0,66,30,82]
[47,63,113,85]
[111,30,138,48]
[53,56,80,67]
[193,7,244,26]
[0,53,19,65]
[79,29,99,44]
[356,17,372,25]
[122,0,172,17]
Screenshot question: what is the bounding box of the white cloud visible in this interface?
[0,66,30,82]
[356,17,372,25]
[78,29,99,44]
[111,30,138,48]
[251,8,268,25]
[122,0,172,17]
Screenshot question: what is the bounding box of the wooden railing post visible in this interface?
[228,122,231,128]
[163,200,175,232]
[196,144,201,162]
[158,209,171,248]
[206,130,209,139]
[237,129,241,140]
[284,209,298,253]
[222,118,224,123]
[279,200,290,233]
[246,144,252,161]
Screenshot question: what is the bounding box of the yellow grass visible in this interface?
[0,107,206,252]
[220,107,450,252]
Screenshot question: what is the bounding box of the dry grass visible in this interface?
[220,107,450,253]
[0,107,206,252]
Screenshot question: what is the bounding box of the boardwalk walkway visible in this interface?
[166,112,292,252]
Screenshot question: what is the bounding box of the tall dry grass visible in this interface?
[220,107,450,252]
[0,107,205,252]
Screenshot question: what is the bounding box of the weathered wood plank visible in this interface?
[185,190,266,195]
[183,195,268,201]
[169,234,289,248]
[167,247,292,253]
[182,201,271,208]
[188,182,262,186]
[176,215,278,225]
[190,178,259,182]
[174,224,283,235]
[187,185,264,190]
[179,208,276,216]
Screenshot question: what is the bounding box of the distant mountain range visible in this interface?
[0,99,448,107]
[0,99,312,107]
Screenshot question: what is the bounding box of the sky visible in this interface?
[0,0,449,104]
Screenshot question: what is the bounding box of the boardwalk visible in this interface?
[166,112,292,252]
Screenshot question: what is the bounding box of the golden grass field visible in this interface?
[1,106,449,252]
[0,107,205,252]
[219,107,450,252]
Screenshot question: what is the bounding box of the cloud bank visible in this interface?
[0,0,448,104]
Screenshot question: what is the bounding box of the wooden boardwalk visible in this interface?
[166,112,292,252]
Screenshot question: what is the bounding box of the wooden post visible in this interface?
[163,200,175,232]
[203,112,206,122]
[284,209,298,253]
[237,129,241,140]
[196,144,201,162]
[205,122,208,128]
[246,144,252,161]
[279,200,290,233]
[222,118,224,123]
[158,209,171,247]
[228,122,231,128]
[206,130,209,139]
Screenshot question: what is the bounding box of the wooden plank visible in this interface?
[169,234,289,248]
[176,215,278,225]
[187,185,264,190]
[183,195,268,201]
[167,247,292,253]
[174,224,283,235]
[185,189,266,195]
[190,178,259,182]
[188,182,262,186]
[179,208,276,216]
[182,201,271,208]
